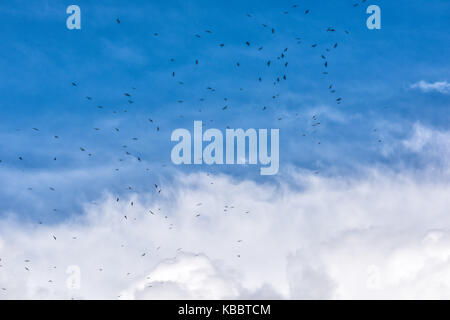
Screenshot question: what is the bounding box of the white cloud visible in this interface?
[403,123,450,168]
[120,253,241,300]
[1,168,450,299]
[411,80,450,94]
[2,125,450,299]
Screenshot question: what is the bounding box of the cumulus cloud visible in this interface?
[2,124,450,300]
[120,253,241,300]
[1,164,450,299]
[411,80,450,94]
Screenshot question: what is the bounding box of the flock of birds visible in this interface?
[0,1,383,297]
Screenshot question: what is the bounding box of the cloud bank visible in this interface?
[1,124,450,299]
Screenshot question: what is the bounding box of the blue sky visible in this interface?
[0,0,449,221]
[2,0,450,301]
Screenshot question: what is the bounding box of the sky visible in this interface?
[0,0,449,299]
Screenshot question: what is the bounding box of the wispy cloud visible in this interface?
[403,123,450,169]
[411,80,450,94]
